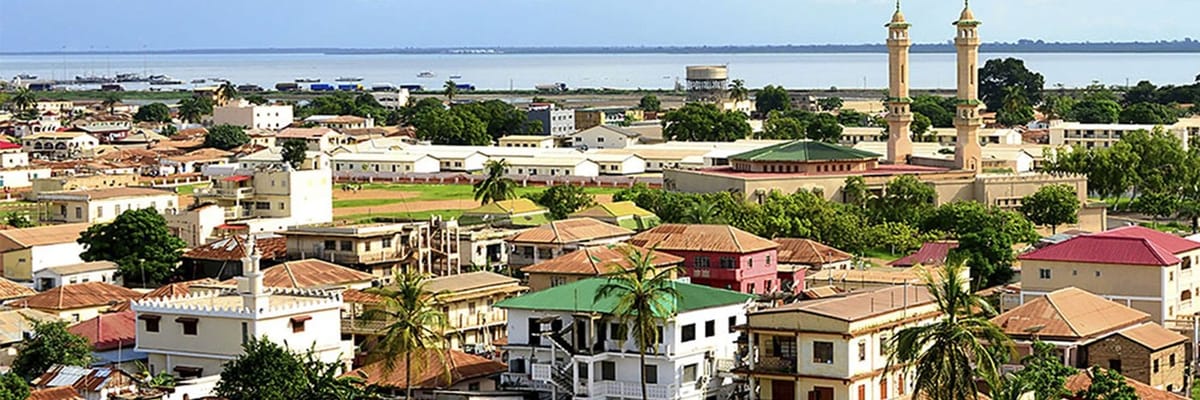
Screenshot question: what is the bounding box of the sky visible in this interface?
[1,0,1197,52]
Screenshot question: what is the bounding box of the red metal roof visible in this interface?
[890,241,958,268]
[0,141,21,150]
[67,311,136,351]
[222,175,252,182]
[1019,226,1200,266]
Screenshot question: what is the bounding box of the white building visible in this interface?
[586,153,647,175]
[503,157,600,177]
[332,152,441,175]
[569,125,641,150]
[498,278,755,400]
[0,142,50,189]
[212,101,294,130]
[1049,120,1197,150]
[22,131,101,160]
[37,187,179,224]
[0,223,90,283]
[33,260,120,291]
[303,115,375,131]
[371,89,411,110]
[178,165,333,242]
[131,238,353,396]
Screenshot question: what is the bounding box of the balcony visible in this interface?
[195,186,254,200]
[224,206,252,220]
[341,318,390,335]
[317,250,412,265]
[593,381,678,399]
[450,310,507,331]
[752,356,797,374]
[691,267,744,281]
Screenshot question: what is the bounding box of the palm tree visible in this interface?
[101,92,121,115]
[472,159,516,205]
[216,81,238,106]
[728,79,749,102]
[596,247,682,400]
[443,80,459,103]
[9,87,37,115]
[887,262,1014,400]
[363,270,449,400]
[178,97,211,124]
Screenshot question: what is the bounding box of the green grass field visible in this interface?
[333,183,624,209]
[344,209,465,223]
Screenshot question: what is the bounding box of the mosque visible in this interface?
[664,1,1106,232]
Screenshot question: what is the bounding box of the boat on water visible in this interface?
[15,74,37,80]
[148,75,183,85]
[335,77,363,82]
[75,75,115,84]
[295,78,320,83]
[417,71,435,78]
[191,79,206,84]
[449,75,462,79]
[116,73,147,82]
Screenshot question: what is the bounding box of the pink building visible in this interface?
[629,224,781,295]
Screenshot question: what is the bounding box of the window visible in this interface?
[527,318,541,346]
[766,255,772,265]
[291,315,310,333]
[468,382,481,391]
[705,320,715,337]
[97,206,103,218]
[323,240,336,250]
[772,336,798,359]
[610,323,628,341]
[1170,353,1177,367]
[340,240,352,251]
[364,241,372,251]
[1108,359,1122,372]
[177,317,198,335]
[858,341,867,361]
[550,276,568,287]
[694,256,710,268]
[748,283,756,294]
[139,315,161,332]
[578,362,589,379]
[719,257,735,269]
[1038,269,1051,279]
[682,323,696,342]
[728,316,737,333]
[241,322,248,344]
[813,341,834,364]
[643,365,657,384]
[382,237,392,248]
[1154,359,1161,373]
[880,334,890,356]
[601,361,616,381]
[683,364,698,382]
[74,207,82,219]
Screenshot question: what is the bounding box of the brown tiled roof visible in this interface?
[344,349,506,390]
[182,235,287,261]
[992,287,1149,339]
[95,148,162,166]
[109,278,224,312]
[423,271,519,294]
[1114,323,1187,351]
[1064,369,1188,400]
[278,127,337,139]
[0,223,90,252]
[0,309,59,345]
[29,387,83,400]
[220,259,374,289]
[521,244,682,276]
[0,276,36,301]
[165,148,232,163]
[341,288,384,304]
[630,224,778,254]
[774,238,852,266]
[757,285,934,322]
[800,285,845,299]
[11,281,142,311]
[506,218,633,245]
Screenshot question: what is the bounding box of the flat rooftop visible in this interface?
[283,221,426,237]
[688,164,949,179]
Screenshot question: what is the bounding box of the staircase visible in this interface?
[549,363,575,400]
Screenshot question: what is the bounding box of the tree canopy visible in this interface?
[413,107,490,145]
[1075,367,1137,400]
[177,96,213,124]
[637,94,661,112]
[216,338,368,400]
[1119,102,1179,125]
[204,124,250,150]
[979,57,1045,112]
[755,85,791,115]
[78,208,187,287]
[911,95,956,128]
[281,139,308,169]
[525,184,596,220]
[1019,184,1080,234]
[12,320,93,380]
[661,103,750,142]
[0,373,29,400]
[816,97,843,112]
[996,86,1035,127]
[133,102,172,123]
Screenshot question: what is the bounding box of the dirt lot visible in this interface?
[332,190,615,217]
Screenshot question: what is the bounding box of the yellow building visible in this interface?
[497,135,555,149]
[0,223,91,282]
[739,286,939,400]
[27,173,140,201]
[37,187,179,224]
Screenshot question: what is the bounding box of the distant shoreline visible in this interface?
[5,41,1200,56]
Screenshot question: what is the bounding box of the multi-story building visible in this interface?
[190,165,333,229]
[739,285,938,400]
[569,125,641,150]
[520,244,682,292]
[37,187,179,224]
[28,173,140,200]
[303,115,374,131]
[22,131,101,160]
[630,224,780,295]
[505,218,634,268]
[212,101,294,130]
[993,287,1189,394]
[1048,118,1200,150]
[0,223,90,282]
[32,261,120,291]
[772,238,853,293]
[281,221,439,282]
[575,107,642,130]
[527,103,576,136]
[497,278,754,400]
[12,281,141,322]
[1018,225,1200,324]
[371,89,411,110]
[276,127,346,152]
[131,239,353,395]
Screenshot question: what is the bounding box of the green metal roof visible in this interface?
[495,277,753,316]
[729,140,881,162]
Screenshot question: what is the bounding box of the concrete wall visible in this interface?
[1085,334,1187,392]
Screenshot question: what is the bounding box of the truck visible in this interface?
[275,82,300,92]
[399,84,424,92]
[310,83,335,91]
[337,83,364,91]
[535,82,568,92]
[455,83,476,91]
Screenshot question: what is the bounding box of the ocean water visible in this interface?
[2,52,1198,91]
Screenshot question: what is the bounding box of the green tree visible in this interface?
[1119,102,1179,125]
[363,271,449,400]
[1019,184,1080,234]
[923,202,1039,287]
[473,159,517,205]
[842,176,871,208]
[204,124,250,150]
[7,87,37,114]
[1121,80,1159,106]
[638,94,661,112]
[78,208,187,288]
[755,85,791,115]
[979,57,1045,112]
[1039,94,1076,122]
[216,339,311,400]
[757,111,806,140]
[178,96,214,123]
[817,96,844,112]
[887,262,1013,400]
[1069,98,1122,123]
[1134,190,1179,225]
[805,113,843,143]
[244,94,268,105]
[399,97,445,125]
[525,184,596,220]
[216,81,239,106]
[412,107,490,145]
[912,112,932,138]
[281,139,307,169]
[728,79,749,102]
[869,175,935,226]
[101,92,121,115]
[443,80,459,103]
[912,95,956,128]
[133,102,172,123]
[837,109,870,127]
[1009,341,1075,400]
[12,320,93,380]
[3,212,33,228]
[596,247,682,400]
[996,86,1035,127]
[457,100,541,139]
[1075,367,1137,400]
[0,373,29,400]
[661,103,750,142]
[870,222,925,255]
